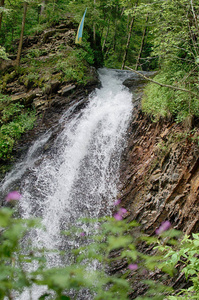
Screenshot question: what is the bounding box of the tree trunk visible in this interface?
[135,13,149,70]
[102,19,110,52]
[187,15,199,59]
[93,0,96,44]
[121,0,138,70]
[40,0,46,15]
[0,0,5,31]
[112,19,118,51]
[16,2,28,67]
[190,0,199,35]
[188,3,199,59]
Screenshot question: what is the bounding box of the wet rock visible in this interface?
[11,90,40,106]
[86,66,100,87]
[58,84,76,96]
[123,76,147,88]
[50,95,70,108]
[122,71,157,92]
[33,98,47,109]
[170,172,179,183]
[149,173,161,183]
[50,80,61,93]
[0,58,14,72]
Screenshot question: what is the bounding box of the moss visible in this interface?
[2,71,17,86]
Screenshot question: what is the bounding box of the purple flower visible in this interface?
[119,208,127,215]
[128,264,138,271]
[114,199,121,206]
[114,207,127,221]
[155,221,171,235]
[5,191,21,203]
[80,232,85,237]
[114,213,123,221]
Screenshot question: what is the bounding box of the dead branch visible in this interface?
[125,66,199,99]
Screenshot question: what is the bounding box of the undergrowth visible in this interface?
[142,62,199,123]
[0,94,36,160]
[0,197,199,300]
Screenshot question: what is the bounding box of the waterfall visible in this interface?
[0,68,133,299]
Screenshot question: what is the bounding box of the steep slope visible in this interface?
[0,19,99,113]
[119,89,199,235]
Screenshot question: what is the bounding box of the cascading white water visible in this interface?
[1,68,133,299]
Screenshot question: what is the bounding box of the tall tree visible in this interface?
[135,12,149,70]
[0,0,5,31]
[93,0,96,44]
[121,0,138,70]
[16,1,28,66]
[102,19,110,51]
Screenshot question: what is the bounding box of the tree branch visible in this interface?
[125,66,199,99]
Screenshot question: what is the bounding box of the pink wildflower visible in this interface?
[114,213,123,221]
[128,264,138,271]
[80,232,85,237]
[155,221,171,235]
[114,207,127,221]
[5,191,21,203]
[119,208,127,215]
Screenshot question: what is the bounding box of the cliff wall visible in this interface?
[119,92,199,235]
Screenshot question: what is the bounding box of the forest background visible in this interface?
[1,0,199,126]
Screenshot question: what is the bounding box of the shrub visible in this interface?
[0,94,36,160]
[142,62,199,122]
[55,47,94,85]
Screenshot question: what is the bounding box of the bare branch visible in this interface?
[125,66,199,99]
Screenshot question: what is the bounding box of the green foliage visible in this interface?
[0,46,9,60]
[155,233,199,299]
[0,94,36,160]
[142,62,199,122]
[139,0,199,120]
[21,71,40,88]
[26,48,47,59]
[0,204,199,299]
[0,209,130,299]
[0,207,41,300]
[43,0,70,26]
[55,44,94,84]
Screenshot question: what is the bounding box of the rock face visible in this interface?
[119,104,199,235]
[122,71,157,92]
[113,80,199,298]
